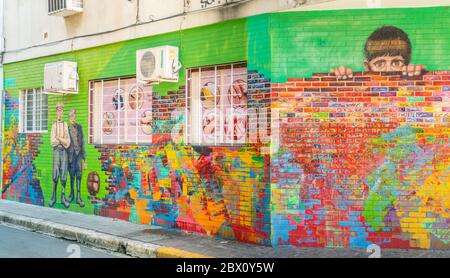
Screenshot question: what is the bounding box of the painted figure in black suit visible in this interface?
[67,109,86,207]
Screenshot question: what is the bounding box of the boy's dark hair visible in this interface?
[364,26,412,65]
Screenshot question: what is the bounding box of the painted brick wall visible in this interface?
[271,71,449,249]
[2,7,449,250]
[1,93,44,206]
[92,83,270,244]
[267,6,449,250]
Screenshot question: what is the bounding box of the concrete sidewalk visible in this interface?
[0,200,449,258]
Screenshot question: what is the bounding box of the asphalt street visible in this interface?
[0,224,127,258]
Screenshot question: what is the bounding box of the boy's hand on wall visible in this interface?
[330,66,353,80]
[331,64,426,79]
[402,64,426,77]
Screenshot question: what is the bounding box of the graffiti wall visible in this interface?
[1,7,449,249]
[1,93,45,206]
[271,71,449,249]
[1,18,273,245]
[270,10,450,249]
[93,82,271,244]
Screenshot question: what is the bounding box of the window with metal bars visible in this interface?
[89,77,152,145]
[186,62,248,146]
[19,88,49,133]
[48,0,67,13]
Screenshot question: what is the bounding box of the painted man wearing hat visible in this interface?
[50,103,71,208]
[67,109,86,207]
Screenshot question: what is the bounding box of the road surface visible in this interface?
[0,223,127,258]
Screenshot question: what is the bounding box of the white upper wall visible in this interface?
[291,0,450,10]
[3,0,449,64]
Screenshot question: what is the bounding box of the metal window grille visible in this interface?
[186,62,248,146]
[48,0,67,13]
[89,77,152,145]
[48,0,83,13]
[20,88,48,133]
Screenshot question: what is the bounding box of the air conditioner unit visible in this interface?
[137,46,181,84]
[44,61,79,95]
[48,0,83,17]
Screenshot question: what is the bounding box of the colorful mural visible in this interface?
[270,23,449,249]
[94,87,271,244]
[1,7,449,250]
[271,71,449,249]
[1,93,44,206]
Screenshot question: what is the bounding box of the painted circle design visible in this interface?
[228,79,248,108]
[202,109,216,141]
[102,112,116,135]
[112,89,125,111]
[201,82,220,108]
[140,110,152,135]
[224,110,247,141]
[128,86,145,110]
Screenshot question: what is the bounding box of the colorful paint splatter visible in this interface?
[2,93,44,206]
[271,71,449,249]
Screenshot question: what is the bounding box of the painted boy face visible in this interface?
[365,55,406,72]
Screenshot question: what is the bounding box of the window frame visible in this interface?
[19,88,49,134]
[185,61,248,147]
[88,75,153,146]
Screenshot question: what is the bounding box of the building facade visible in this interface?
[1,0,449,249]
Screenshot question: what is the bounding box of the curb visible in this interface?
[0,211,211,258]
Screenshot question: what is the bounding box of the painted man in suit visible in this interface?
[50,103,71,208]
[67,109,86,207]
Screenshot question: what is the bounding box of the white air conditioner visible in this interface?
[48,0,83,17]
[137,46,181,84]
[44,61,79,95]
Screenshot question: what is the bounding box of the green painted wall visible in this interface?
[248,14,272,80]
[270,6,450,82]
